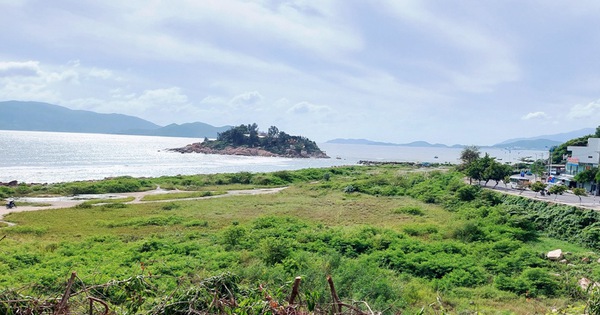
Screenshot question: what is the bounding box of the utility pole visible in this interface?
[596,150,600,196]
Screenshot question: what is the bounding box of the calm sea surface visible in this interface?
[0,130,545,183]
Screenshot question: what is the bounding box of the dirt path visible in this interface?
[0,187,287,226]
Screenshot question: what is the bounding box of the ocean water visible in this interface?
[0,130,544,183]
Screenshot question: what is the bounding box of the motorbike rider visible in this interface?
[6,199,16,209]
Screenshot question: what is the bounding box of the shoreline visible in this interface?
[169,143,330,159]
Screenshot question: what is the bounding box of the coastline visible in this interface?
[169,142,330,159]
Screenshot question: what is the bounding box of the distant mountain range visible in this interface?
[1,100,596,149]
[494,128,595,145]
[326,138,464,148]
[0,101,231,138]
[327,127,596,150]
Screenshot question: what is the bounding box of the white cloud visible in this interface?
[229,91,264,107]
[88,68,114,80]
[567,100,600,119]
[0,61,41,77]
[381,1,520,92]
[200,95,227,105]
[287,101,332,115]
[521,111,549,120]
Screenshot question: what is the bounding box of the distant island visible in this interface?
[327,130,596,150]
[170,124,329,158]
[326,138,464,148]
[0,100,232,138]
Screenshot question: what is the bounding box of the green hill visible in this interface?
[0,100,160,134]
[0,100,231,138]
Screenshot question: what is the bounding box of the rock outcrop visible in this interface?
[169,143,329,159]
[546,249,563,261]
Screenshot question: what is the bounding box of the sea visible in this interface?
[0,130,545,184]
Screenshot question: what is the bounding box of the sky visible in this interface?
[1,0,600,146]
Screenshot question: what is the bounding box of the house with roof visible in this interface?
[565,138,600,193]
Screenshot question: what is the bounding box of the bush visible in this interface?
[259,237,291,265]
[495,268,560,297]
[453,222,486,242]
[394,205,424,216]
[457,185,479,201]
[437,267,487,291]
[161,203,181,211]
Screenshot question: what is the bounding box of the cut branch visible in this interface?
[54,272,77,315]
[327,275,342,314]
[288,276,302,305]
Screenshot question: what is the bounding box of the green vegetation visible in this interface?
[1,165,600,314]
[78,196,136,205]
[0,170,327,197]
[140,190,223,201]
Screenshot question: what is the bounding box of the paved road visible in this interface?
[477,181,600,210]
[0,187,287,226]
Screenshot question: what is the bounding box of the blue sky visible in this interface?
[1,0,599,145]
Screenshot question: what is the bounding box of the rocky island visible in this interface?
[169,124,329,158]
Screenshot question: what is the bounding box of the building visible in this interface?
[565,137,600,193]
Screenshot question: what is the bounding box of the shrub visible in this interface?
[183,220,209,227]
[453,222,486,242]
[162,203,181,211]
[343,185,356,193]
[394,205,424,216]
[222,225,247,249]
[436,267,487,290]
[457,185,479,201]
[259,237,291,265]
[494,268,560,297]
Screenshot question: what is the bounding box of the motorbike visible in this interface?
[5,201,16,209]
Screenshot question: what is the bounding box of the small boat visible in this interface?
[434,156,438,159]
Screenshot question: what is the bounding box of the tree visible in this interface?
[530,159,546,182]
[574,168,598,184]
[466,153,493,185]
[267,126,279,138]
[548,184,567,200]
[572,187,587,205]
[503,175,511,189]
[484,162,513,188]
[530,181,547,197]
[460,146,480,171]
[247,123,259,147]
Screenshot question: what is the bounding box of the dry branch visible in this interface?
[54,271,77,315]
[88,297,109,315]
[327,275,342,314]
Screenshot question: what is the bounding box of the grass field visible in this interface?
[140,190,224,201]
[1,165,599,314]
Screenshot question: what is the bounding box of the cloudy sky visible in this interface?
[1,0,600,145]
